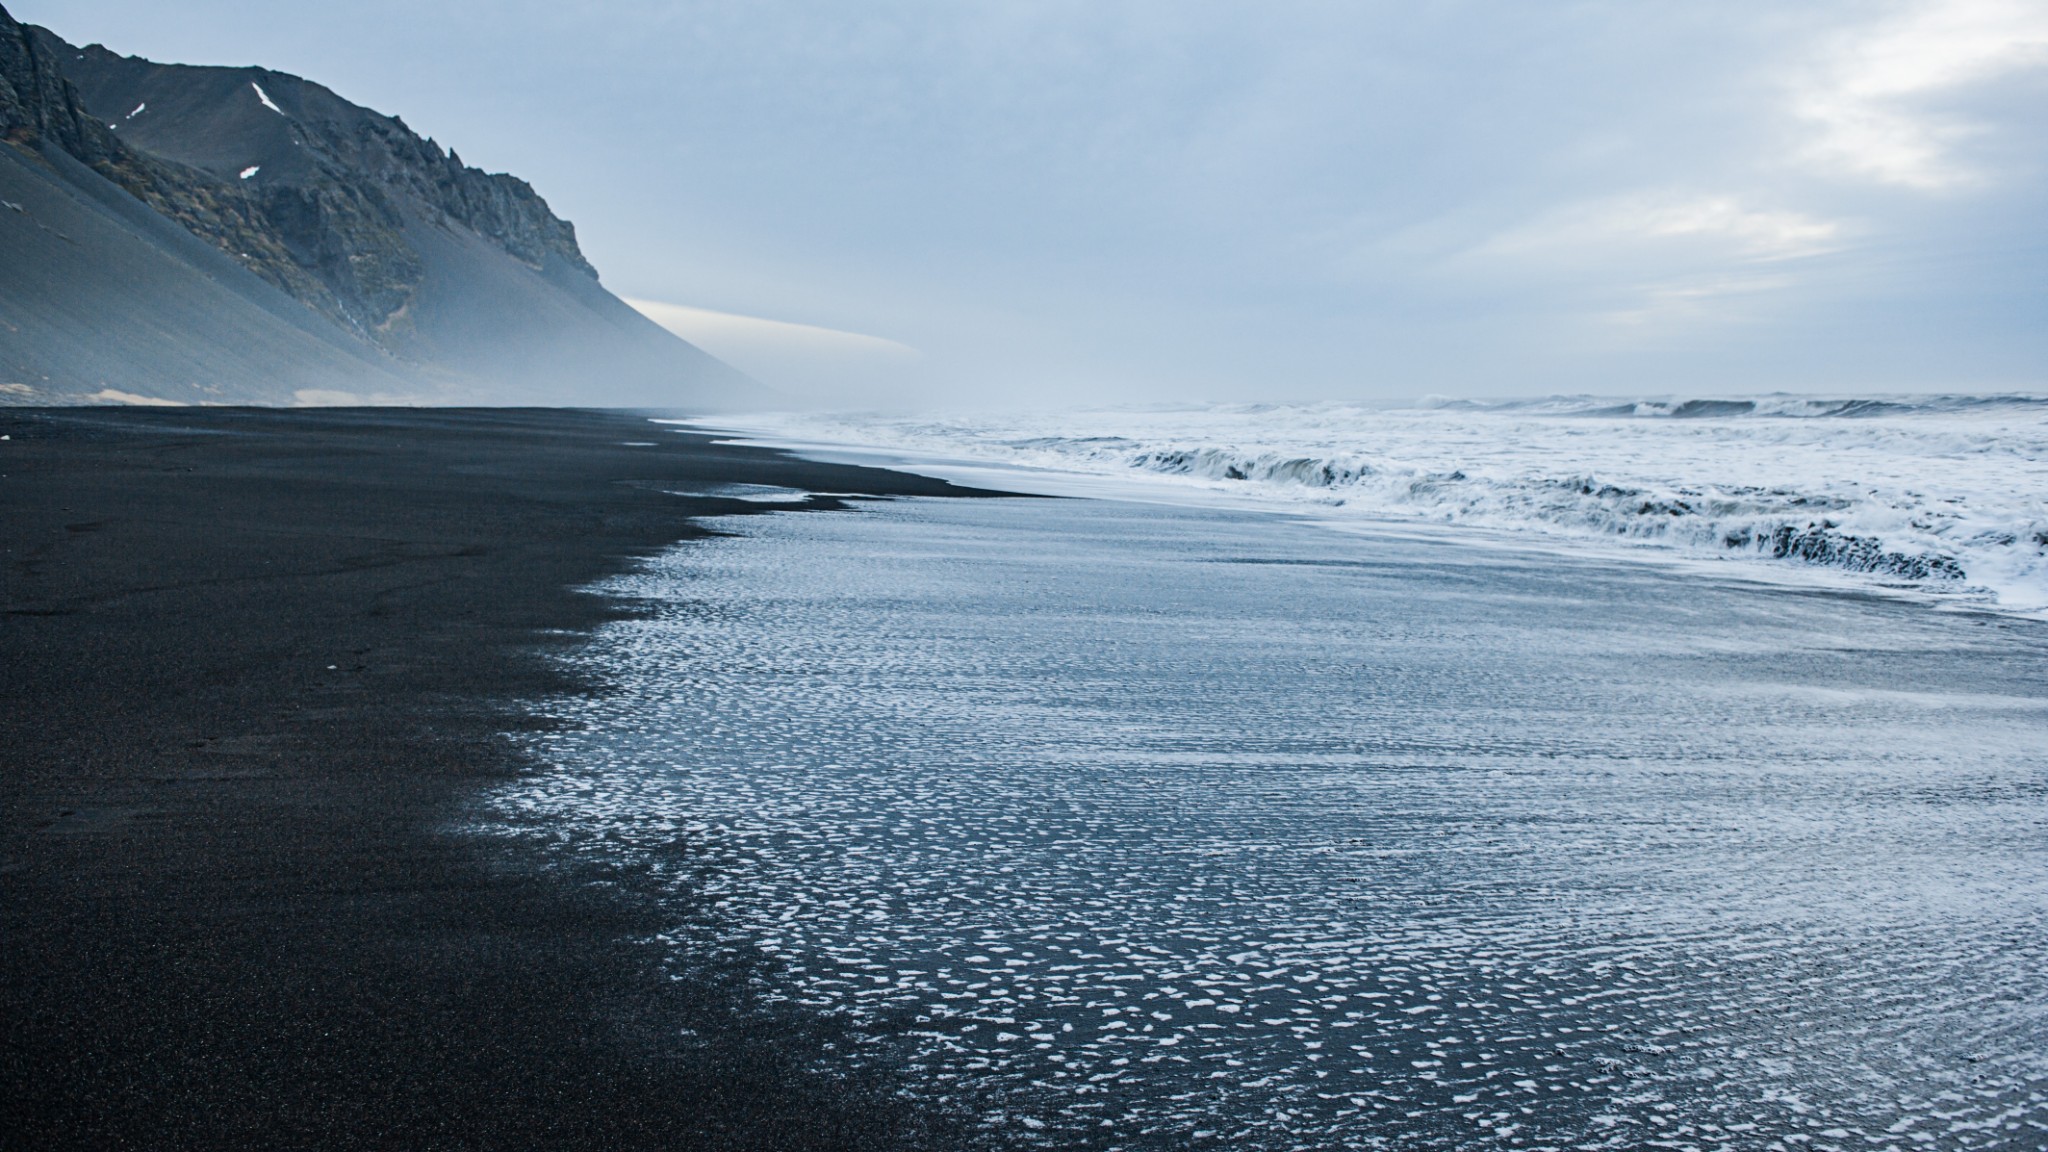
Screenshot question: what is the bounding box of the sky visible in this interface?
[17,0,2048,405]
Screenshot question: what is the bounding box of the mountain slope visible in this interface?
[1,9,415,403]
[0,137,421,404]
[1,6,756,407]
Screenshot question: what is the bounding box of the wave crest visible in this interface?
[1108,442,1989,584]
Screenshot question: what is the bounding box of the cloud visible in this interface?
[626,298,923,403]
[1484,193,1846,263]
[1453,192,1848,332]
[1599,272,1802,328]
[1795,0,2048,189]
[1622,197,1845,261]
[89,389,184,406]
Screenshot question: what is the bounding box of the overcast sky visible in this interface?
[19,0,2047,404]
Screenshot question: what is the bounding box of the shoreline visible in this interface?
[0,406,1009,1149]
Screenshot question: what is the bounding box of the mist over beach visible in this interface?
[4,3,2045,1150]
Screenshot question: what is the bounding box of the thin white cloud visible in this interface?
[1455,192,1847,332]
[1478,192,1847,265]
[627,298,918,363]
[1607,195,1845,262]
[626,298,923,402]
[1795,0,2048,189]
[1599,272,1801,328]
[89,388,184,406]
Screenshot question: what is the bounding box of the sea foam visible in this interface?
[709,394,2048,615]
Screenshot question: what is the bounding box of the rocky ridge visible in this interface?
[13,12,603,351]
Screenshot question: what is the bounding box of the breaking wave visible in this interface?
[714,394,2048,615]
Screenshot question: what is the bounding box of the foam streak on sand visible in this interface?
[719,394,2048,616]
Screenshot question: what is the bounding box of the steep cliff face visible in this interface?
[0,4,754,406]
[1,11,348,324]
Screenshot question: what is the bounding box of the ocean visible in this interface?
[483,399,2047,1150]
[712,395,2048,618]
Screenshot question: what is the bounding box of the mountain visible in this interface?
[0,5,755,407]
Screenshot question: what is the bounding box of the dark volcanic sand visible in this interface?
[0,407,1003,1150]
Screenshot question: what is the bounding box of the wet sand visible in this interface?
[0,406,1003,1150]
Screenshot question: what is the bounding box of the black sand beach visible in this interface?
[0,407,1000,1150]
